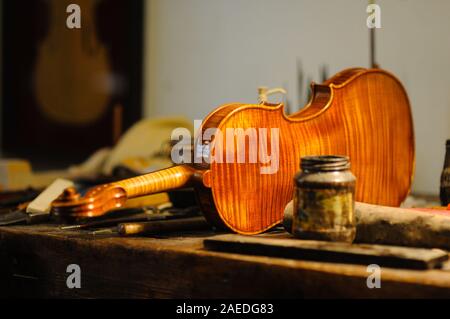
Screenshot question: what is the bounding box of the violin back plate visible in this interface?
[202,68,414,234]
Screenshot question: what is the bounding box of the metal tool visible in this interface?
[0,208,50,226]
[61,205,202,230]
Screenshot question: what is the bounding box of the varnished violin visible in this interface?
[52,68,415,234]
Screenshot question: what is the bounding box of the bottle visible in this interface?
[292,155,356,242]
[440,140,450,206]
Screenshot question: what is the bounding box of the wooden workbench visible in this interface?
[0,224,450,298]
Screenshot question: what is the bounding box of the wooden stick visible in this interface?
[118,217,210,236]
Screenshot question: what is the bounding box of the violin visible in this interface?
[34,0,111,125]
[52,68,415,234]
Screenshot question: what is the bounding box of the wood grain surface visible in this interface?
[0,225,449,299]
[114,165,195,198]
[202,68,414,234]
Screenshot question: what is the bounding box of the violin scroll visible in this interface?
[51,184,127,221]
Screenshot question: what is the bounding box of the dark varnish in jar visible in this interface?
[293,156,356,243]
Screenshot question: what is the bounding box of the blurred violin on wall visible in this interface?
[52,68,415,235]
[34,0,112,125]
[2,0,143,165]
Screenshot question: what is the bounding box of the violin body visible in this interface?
[34,0,111,125]
[52,68,415,235]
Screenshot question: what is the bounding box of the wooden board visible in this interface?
[204,234,449,270]
[1,225,450,298]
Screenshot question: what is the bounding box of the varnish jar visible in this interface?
[292,156,356,243]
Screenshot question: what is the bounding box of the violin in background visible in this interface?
[34,0,111,126]
[2,0,143,167]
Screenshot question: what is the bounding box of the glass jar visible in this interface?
[292,155,356,242]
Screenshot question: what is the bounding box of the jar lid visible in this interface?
[300,155,350,172]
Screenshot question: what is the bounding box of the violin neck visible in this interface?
[112,165,196,198]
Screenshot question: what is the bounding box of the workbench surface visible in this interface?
[1,224,450,298]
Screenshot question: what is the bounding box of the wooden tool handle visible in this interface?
[112,165,196,198]
[118,217,210,236]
